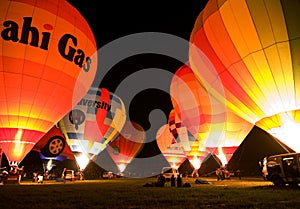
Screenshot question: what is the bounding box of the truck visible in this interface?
[261,152,300,187]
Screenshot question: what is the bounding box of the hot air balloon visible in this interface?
[0,0,97,170]
[189,0,300,151]
[170,63,254,166]
[58,87,126,170]
[156,124,187,170]
[168,109,207,175]
[106,121,145,175]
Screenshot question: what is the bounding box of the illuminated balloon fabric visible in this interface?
[170,64,253,149]
[156,124,186,169]
[106,121,145,172]
[31,125,74,161]
[167,110,208,170]
[189,0,300,151]
[168,109,206,154]
[59,87,126,160]
[170,63,213,141]
[0,0,97,163]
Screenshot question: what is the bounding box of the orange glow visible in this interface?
[13,129,24,160]
[216,147,227,166]
[190,0,299,151]
[189,154,201,170]
[262,112,300,152]
[0,0,97,163]
[74,152,90,171]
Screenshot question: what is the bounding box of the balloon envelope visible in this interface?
[170,64,253,165]
[0,0,97,163]
[189,0,300,151]
[58,87,126,170]
[106,121,145,173]
[156,124,187,169]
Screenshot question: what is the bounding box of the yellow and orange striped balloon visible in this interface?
[190,0,300,151]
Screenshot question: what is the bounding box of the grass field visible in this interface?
[1,177,300,209]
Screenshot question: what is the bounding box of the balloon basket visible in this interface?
[3,175,21,185]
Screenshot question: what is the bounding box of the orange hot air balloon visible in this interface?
[156,124,187,169]
[189,0,300,151]
[0,0,97,165]
[106,121,145,174]
[170,64,254,166]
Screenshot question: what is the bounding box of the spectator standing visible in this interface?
[177,174,182,187]
[62,168,67,183]
[170,174,176,187]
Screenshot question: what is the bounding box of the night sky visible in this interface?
[67,0,208,157]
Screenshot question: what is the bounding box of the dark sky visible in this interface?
[67,0,208,157]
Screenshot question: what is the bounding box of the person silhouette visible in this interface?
[171,174,175,187]
[177,174,182,187]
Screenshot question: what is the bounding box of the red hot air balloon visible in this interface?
[0,0,97,167]
[106,121,145,175]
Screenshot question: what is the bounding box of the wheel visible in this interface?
[41,136,66,157]
[272,175,285,187]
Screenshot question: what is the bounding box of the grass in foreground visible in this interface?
[1,177,300,209]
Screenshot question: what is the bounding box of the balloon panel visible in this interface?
[0,0,97,163]
[156,124,176,153]
[170,63,213,138]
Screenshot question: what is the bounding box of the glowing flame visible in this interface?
[13,129,24,160]
[268,116,300,152]
[216,147,227,166]
[117,163,126,173]
[170,162,177,169]
[46,159,53,171]
[189,154,201,170]
[75,153,90,170]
